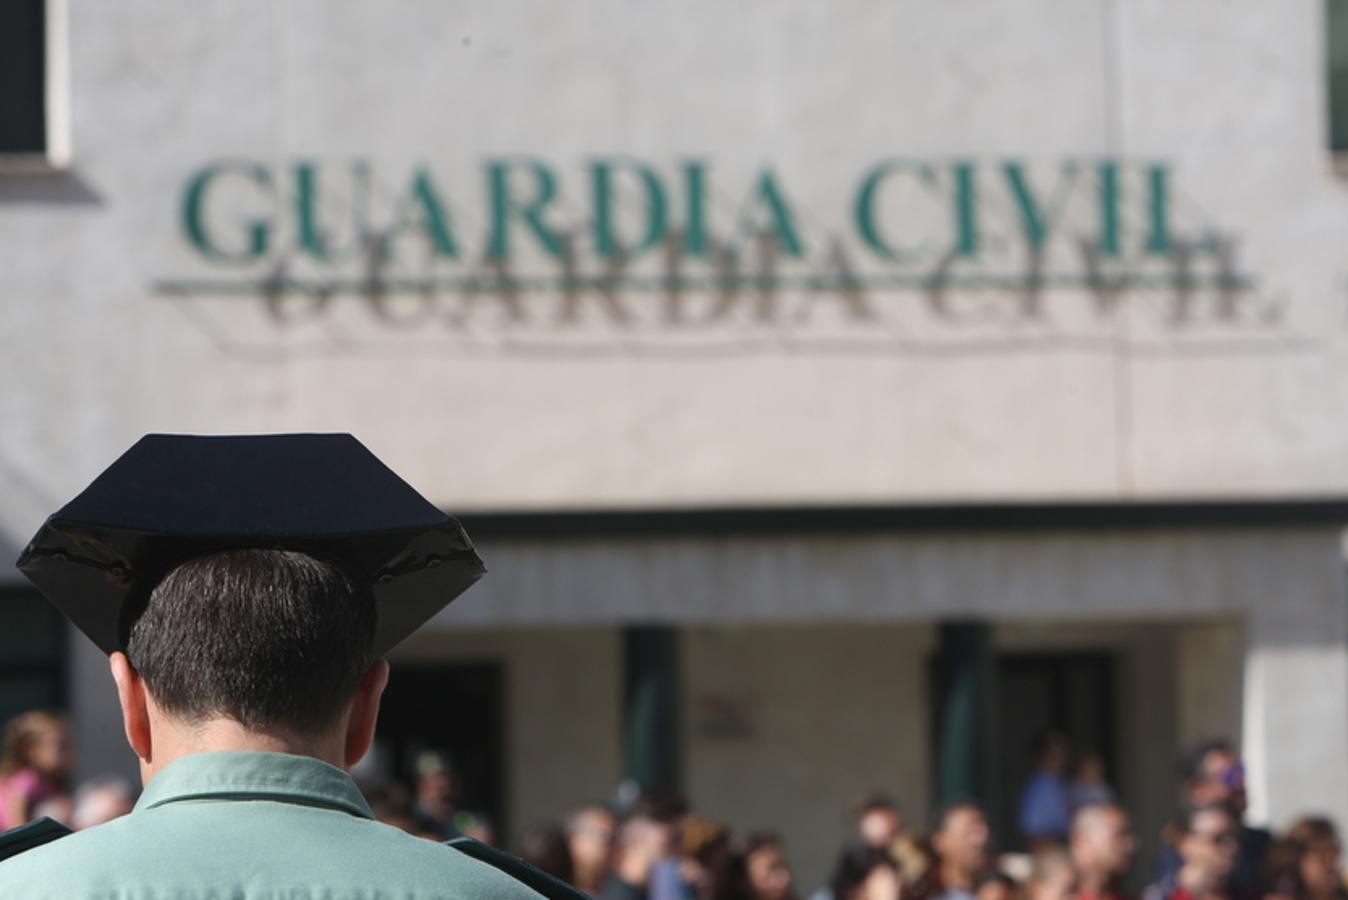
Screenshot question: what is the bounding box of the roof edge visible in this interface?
[458,498,1348,539]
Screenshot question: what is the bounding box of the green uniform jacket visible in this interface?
[0,750,547,900]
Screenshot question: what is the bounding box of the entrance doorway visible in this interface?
[993,653,1117,851]
[0,588,66,730]
[374,662,506,839]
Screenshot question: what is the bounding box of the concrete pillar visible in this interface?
[1239,541,1348,830]
[933,621,996,810]
[1119,625,1178,884]
[1242,633,1348,829]
[623,626,682,795]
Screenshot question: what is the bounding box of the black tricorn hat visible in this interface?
[15,433,485,656]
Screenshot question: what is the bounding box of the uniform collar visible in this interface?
[133,750,374,819]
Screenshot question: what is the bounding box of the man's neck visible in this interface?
[141,716,345,784]
[1177,865,1223,899]
[940,860,977,893]
[573,864,606,894]
[1076,869,1114,898]
[614,855,653,889]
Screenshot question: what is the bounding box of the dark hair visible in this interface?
[730,832,791,900]
[627,790,688,825]
[1287,816,1340,851]
[125,548,377,734]
[853,792,901,820]
[1265,836,1302,896]
[830,844,899,900]
[682,813,731,863]
[0,710,67,779]
[933,800,985,834]
[743,831,785,858]
[1180,738,1234,783]
[1265,819,1344,898]
[519,823,574,884]
[1032,731,1069,759]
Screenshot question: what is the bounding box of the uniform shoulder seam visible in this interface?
[445,837,585,899]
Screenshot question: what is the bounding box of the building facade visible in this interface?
[3,0,1348,887]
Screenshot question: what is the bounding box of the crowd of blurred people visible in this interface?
[0,711,134,833]
[3,710,1346,900]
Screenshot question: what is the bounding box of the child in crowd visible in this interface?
[829,845,902,900]
[0,710,72,830]
[1070,754,1116,812]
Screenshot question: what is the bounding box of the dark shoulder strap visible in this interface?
[0,816,73,863]
[445,836,591,900]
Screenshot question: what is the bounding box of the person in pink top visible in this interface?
[0,710,72,830]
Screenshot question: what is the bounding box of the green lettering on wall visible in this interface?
[1097,161,1121,257]
[682,161,709,257]
[590,160,668,258]
[382,167,459,259]
[736,168,805,257]
[854,159,938,260]
[486,160,565,259]
[294,162,327,259]
[294,161,374,261]
[182,161,273,262]
[1004,161,1077,251]
[1146,164,1171,254]
[952,162,978,257]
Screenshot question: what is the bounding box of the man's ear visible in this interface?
[109,652,152,763]
[344,659,390,770]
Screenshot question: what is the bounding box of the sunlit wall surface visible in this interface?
[2,1,1348,889]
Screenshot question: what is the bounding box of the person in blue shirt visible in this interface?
[1019,731,1073,849]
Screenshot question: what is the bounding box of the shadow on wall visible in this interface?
[0,170,103,205]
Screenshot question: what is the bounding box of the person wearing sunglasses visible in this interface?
[1155,739,1272,898]
[1144,805,1242,900]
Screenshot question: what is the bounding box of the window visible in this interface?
[0,0,68,169]
[1329,0,1348,153]
[0,588,67,730]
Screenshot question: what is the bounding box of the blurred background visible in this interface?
[4,1,1348,897]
